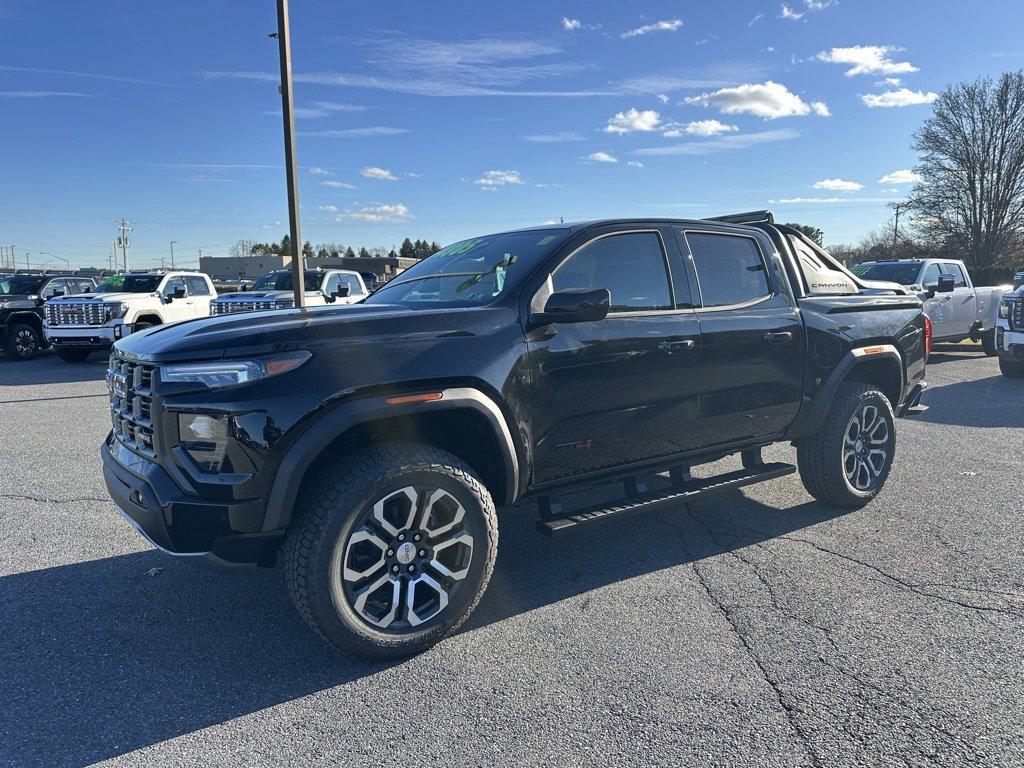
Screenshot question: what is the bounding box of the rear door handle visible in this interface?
[763,331,793,344]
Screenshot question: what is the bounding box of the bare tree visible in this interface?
[229,240,257,259]
[910,71,1024,270]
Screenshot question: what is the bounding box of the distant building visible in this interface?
[200,254,291,280]
[306,255,419,284]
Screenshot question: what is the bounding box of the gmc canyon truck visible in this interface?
[102,213,927,658]
[851,258,1010,355]
[0,273,97,359]
[210,268,368,315]
[44,271,216,362]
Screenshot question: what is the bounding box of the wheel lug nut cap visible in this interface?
[407,564,415,572]
[392,565,399,573]
[419,549,426,557]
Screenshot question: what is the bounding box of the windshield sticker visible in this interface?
[536,235,556,245]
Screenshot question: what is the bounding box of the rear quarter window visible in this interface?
[685,232,771,308]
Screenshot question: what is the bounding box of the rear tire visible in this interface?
[999,356,1024,378]
[56,348,91,363]
[282,442,497,659]
[981,330,998,356]
[4,323,41,360]
[797,382,896,508]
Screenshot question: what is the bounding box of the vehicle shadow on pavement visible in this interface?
[916,374,1024,428]
[1,551,392,768]
[2,492,847,768]
[0,355,108,387]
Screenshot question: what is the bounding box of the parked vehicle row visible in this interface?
[851,258,1012,355]
[1,267,370,362]
[102,212,929,659]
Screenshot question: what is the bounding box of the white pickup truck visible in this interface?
[851,258,1012,355]
[43,271,216,362]
[995,287,1024,377]
[210,268,368,315]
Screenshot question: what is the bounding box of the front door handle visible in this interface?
[763,331,794,344]
[657,339,696,353]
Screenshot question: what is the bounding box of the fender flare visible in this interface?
[262,386,520,531]
[6,310,43,329]
[788,345,904,439]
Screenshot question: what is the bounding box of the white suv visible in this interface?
[44,271,216,362]
[210,269,368,315]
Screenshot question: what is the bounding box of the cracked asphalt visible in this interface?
[1,344,1022,767]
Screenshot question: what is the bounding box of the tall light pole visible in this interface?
[38,251,70,270]
[273,0,305,307]
[170,240,177,269]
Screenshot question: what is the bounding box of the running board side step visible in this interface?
[536,462,796,536]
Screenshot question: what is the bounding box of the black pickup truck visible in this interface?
[102,212,927,658]
[0,273,97,359]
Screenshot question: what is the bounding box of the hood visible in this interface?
[114,303,513,362]
[861,280,908,295]
[49,292,153,302]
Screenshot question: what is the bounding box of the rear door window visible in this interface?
[942,263,968,287]
[185,276,211,295]
[685,232,771,308]
[921,264,942,288]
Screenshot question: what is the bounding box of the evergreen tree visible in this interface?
[430,241,442,254]
[344,246,356,258]
[358,247,371,258]
[388,249,398,259]
[302,241,314,258]
[399,238,416,259]
[279,234,291,256]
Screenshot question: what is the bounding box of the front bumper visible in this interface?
[995,325,1024,357]
[101,436,283,570]
[44,322,127,348]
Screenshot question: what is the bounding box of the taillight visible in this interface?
[923,314,932,359]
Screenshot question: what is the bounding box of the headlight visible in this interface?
[161,350,311,390]
[104,302,129,319]
[999,301,1012,319]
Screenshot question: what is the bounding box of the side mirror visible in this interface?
[165,286,186,302]
[532,288,611,325]
[332,284,351,300]
[936,274,956,293]
[83,286,92,293]
[240,284,249,292]
[52,289,65,298]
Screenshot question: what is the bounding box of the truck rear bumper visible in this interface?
[101,438,283,570]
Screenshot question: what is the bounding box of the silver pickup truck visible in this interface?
[851,258,1012,355]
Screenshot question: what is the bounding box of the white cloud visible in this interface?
[318,205,339,213]
[678,119,739,137]
[810,101,831,116]
[780,4,805,21]
[686,81,828,119]
[473,169,525,188]
[861,88,938,108]
[604,108,662,134]
[523,131,584,142]
[634,128,799,156]
[804,0,837,9]
[656,94,669,104]
[309,167,330,176]
[815,46,919,77]
[879,169,922,185]
[587,151,619,163]
[813,178,864,192]
[321,180,356,189]
[879,77,902,87]
[627,161,644,168]
[749,12,765,26]
[769,196,891,205]
[331,203,410,222]
[562,17,582,31]
[621,19,683,38]
[361,166,397,181]
[297,126,409,138]
[0,90,96,98]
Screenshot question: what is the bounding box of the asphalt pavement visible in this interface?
[1,345,1022,767]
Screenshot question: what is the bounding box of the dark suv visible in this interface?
[102,214,927,658]
[0,273,97,359]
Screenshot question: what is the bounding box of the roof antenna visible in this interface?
[560,216,564,223]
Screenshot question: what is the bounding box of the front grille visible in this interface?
[211,300,279,315]
[107,352,157,457]
[1011,300,1024,331]
[45,300,107,326]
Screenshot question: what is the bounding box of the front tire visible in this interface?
[999,356,1024,378]
[55,347,91,363]
[282,442,497,659]
[797,382,896,508]
[4,323,41,360]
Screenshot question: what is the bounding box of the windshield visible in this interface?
[364,229,569,308]
[252,270,326,291]
[93,275,124,293]
[0,276,45,295]
[118,275,163,293]
[850,262,921,285]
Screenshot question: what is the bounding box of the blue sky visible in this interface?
[1,0,1022,269]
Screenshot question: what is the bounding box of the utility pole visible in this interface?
[273,0,305,307]
[117,219,132,272]
[170,240,177,269]
[889,202,905,251]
